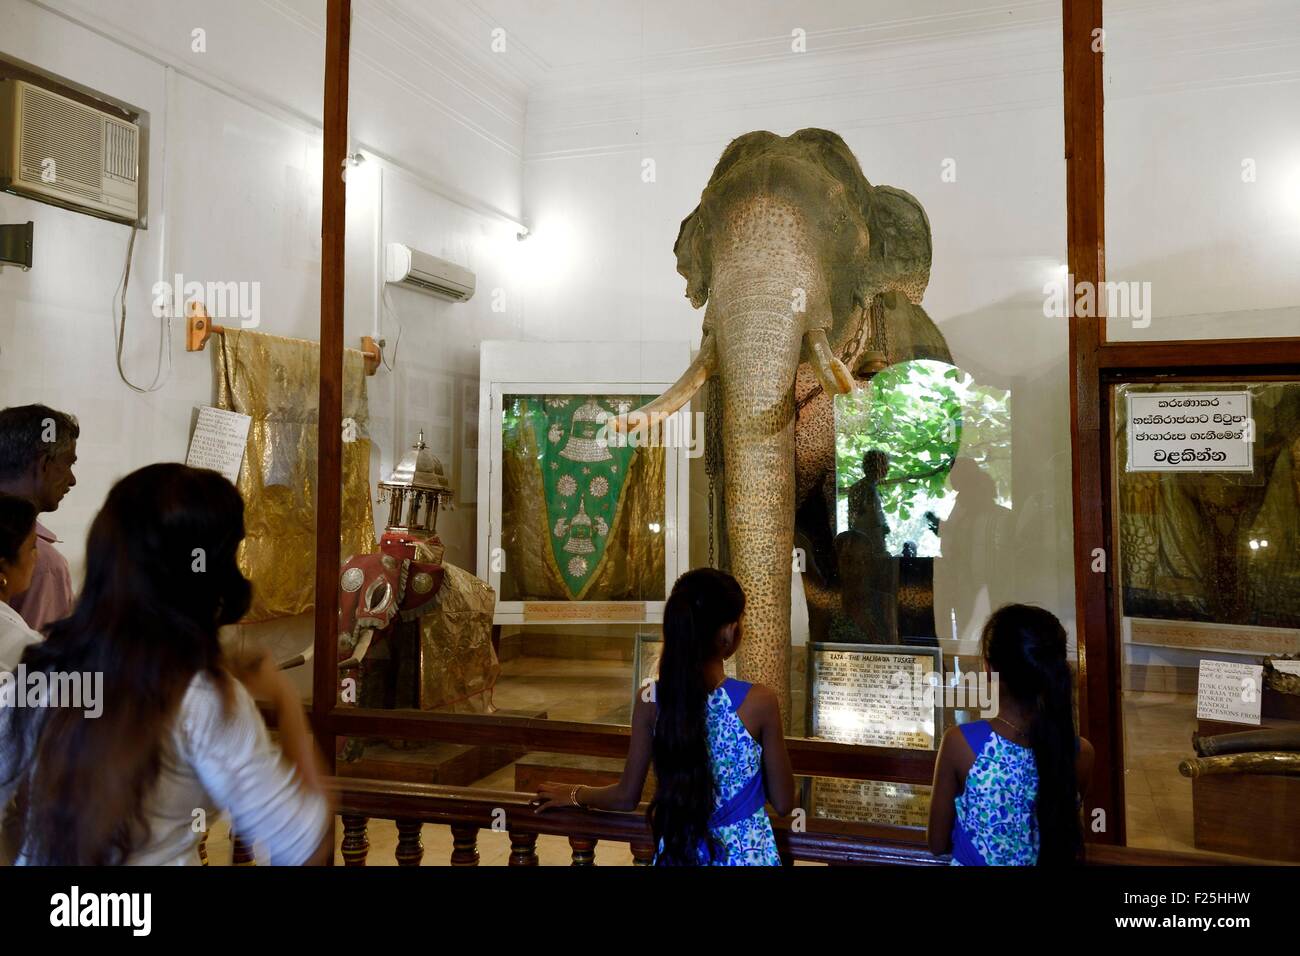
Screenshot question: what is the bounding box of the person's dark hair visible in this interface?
[0,405,80,483]
[0,494,37,566]
[649,567,745,865]
[981,603,1082,865]
[3,463,252,865]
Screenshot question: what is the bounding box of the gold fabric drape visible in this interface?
[419,563,499,711]
[215,330,376,622]
[500,421,665,601]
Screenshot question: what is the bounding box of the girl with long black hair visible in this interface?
[535,567,795,865]
[0,463,331,865]
[927,603,1094,865]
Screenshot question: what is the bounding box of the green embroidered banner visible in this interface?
[519,395,652,599]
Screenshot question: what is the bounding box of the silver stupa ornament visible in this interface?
[558,400,612,463]
[562,499,596,554]
[377,430,452,535]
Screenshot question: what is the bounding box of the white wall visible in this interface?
[1104,0,1300,341]
[0,0,527,679]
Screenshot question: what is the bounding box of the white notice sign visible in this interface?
[1195,659,1263,726]
[1127,391,1252,472]
[186,406,252,484]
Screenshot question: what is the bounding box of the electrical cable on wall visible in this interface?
[114,225,171,393]
[379,284,403,372]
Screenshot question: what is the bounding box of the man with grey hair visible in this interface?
[0,405,78,631]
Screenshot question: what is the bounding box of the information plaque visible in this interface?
[806,777,932,829]
[805,642,943,751]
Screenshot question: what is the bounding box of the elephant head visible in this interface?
[617,129,934,718]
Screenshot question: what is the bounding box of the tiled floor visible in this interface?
[207,656,1201,864]
[1120,689,1197,852]
[490,654,633,725]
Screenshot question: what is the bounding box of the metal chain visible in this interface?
[705,375,724,568]
[874,294,891,361]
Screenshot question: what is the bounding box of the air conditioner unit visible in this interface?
[384,242,475,302]
[0,79,140,225]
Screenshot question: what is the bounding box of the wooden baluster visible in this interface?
[450,825,480,866]
[197,831,208,866]
[340,814,370,867]
[508,829,539,866]
[231,831,256,866]
[395,819,424,866]
[568,836,596,866]
[630,842,655,866]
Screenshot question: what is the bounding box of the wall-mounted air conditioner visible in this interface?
[0,79,140,225]
[384,242,475,302]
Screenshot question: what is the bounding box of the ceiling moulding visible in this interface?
[362,0,534,106]
[459,0,1062,96]
[267,0,525,152]
[28,0,524,167]
[524,40,1060,122]
[382,0,550,92]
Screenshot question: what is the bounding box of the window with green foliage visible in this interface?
[835,360,1011,555]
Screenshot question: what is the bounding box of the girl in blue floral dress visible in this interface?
[535,568,794,865]
[927,604,1095,865]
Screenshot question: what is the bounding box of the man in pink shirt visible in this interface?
[0,405,78,632]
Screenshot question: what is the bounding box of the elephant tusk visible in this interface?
[338,628,374,670]
[803,328,855,396]
[610,334,716,435]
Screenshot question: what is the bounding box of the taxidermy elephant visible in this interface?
[616,128,945,719]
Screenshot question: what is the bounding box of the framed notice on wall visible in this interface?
[805,642,944,751]
[1126,390,1253,472]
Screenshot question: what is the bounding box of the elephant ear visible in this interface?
[674,204,711,309]
[859,185,933,307]
[879,294,953,367]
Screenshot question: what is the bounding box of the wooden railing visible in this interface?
[332,777,1251,867]
[308,707,937,784]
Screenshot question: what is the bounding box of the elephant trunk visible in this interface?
[710,197,831,724]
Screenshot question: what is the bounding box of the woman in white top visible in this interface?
[0,463,332,865]
[0,495,42,672]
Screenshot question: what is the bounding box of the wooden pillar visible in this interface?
[1062,0,1122,844]
[395,819,424,866]
[508,830,539,866]
[568,836,596,866]
[340,814,369,866]
[630,842,655,866]
[450,825,480,866]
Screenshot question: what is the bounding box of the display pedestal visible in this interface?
[1191,717,1300,862]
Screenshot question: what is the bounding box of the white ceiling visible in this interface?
[387,0,1065,92]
